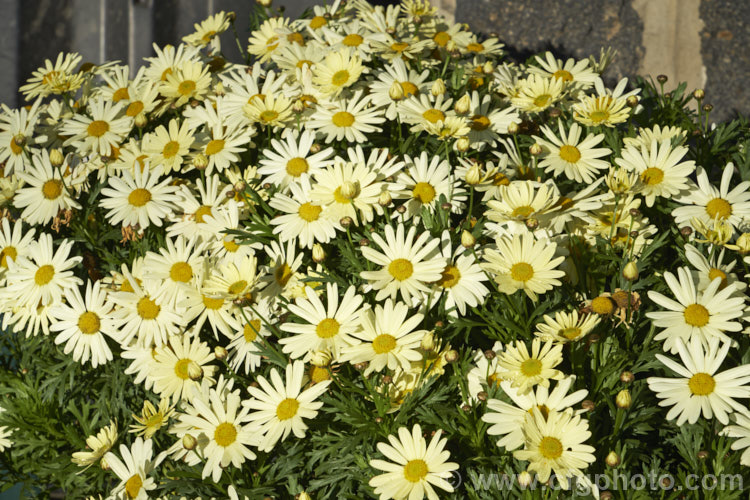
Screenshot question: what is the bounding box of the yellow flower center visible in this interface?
[332,111,354,127]
[559,145,581,163]
[178,80,196,96]
[388,258,413,281]
[128,188,152,207]
[342,33,363,46]
[333,185,355,204]
[683,303,709,327]
[87,120,110,138]
[706,198,732,220]
[112,87,130,102]
[708,268,728,289]
[244,319,261,342]
[539,436,563,459]
[466,42,484,53]
[296,59,315,69]
[511,205,534,218]
[520,358,542,377]
[34,264,55,285]
[214,422,237,447]
[470,114,490,131]
[437,265,461,288]
[404,459,428,482]
[126,101,144,117]
[202,295,224,310]
[422,108,445,124]
[553,69,573,81]
[9,136,23,154]
[42,179,63,200]
[276,398,300,420]
[194,205,212,223]
[137,297,160,320]
[640,167,664,186]
[298,202,323,222]
[275,263,293,286]
[528,404,550,419]
[561,327,582,340]
[316,318,340,339]
[433,31,451,47]
[589,110,610,123]
[533,94,551,108]
[591,296,615,315]
[145,412,164,428]
[493,172,510,186]
[510,262,534,282]
[77,311,101,335]
[205,139,225,156]
[228,280,248,296]
[391,42,409,52]
[688,372,715,396]
[169,262,192,283]
[309,15,327,29]
[125,474,143,499]
[286,157,309,177]
[310,365,330,383]
[260,110,279,123]
[400,81,419,98]
[372,334,397,354]
[174,358,192,380]
[223,239,239,252]
[162,140,180,159]
[0,246,17,268]
[332,70,350,87]
[412,182,436,203]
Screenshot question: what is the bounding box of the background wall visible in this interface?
[1,0,748,122]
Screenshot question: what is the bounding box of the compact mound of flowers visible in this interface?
[2,0,750,498]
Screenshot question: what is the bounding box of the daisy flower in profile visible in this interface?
[3,233,82,307]
[483,377,588,451]
[71,420,118,469]
[259,240,305,300]
[280,283,364,361]
[19,52,84,99]
[151,335,217,403]
[99,166,179,229]
[130,399,174,439]
[510,74,565,113]
[49,280,118,368]
[258,129,334,189]
[683,244,745,295]
[513,408,595,490]
[483,233,565,302]
[312,48,365,96]
[721,412,750,466]
[360,224,445,306]
[534,119,611,183]
[673,162,750,229]
[306,91,385,143]
[0,98,43,174]
[0,219,36,283]
[179,386,256,482]
[615,139,695,207]
[104,437,164,500]
[369,424,458,500]
[269,176,339,249]
[623,124,687,149]
[13,149,81,225]
[161,60,211,107]
[646,267,744,353]
[573,77,636,127]
[143,119,195,174]
[244,360,332,452]
[61,99,132,156]
[534,310,600,344]
[432,230,489,316]
[228,300,272,375]
[183,10,231,49]
[496,339,564,395]
[647,336,750,425]
[341,299,427,375]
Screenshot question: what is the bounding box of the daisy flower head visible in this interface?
[280,283,364,361]
[258,129,334,189]
[646,266,744,353]
[615,139,695,207]
[394,151,466,220]
[483,233,566,302]
[142,235,206,307]
[3,232,82,308]
[244,360,332,451]
[182,10,232,50]
[0,98,43,174]
[312,48,365,96]
[513,408,596,490]
[484,180,560,232]
[13,149,82,225]
[71,420,118,469]
[369,423,458,500]
[228,299,273,375]
[534,310,601,344]
[721,412,750,466]
[61,99,132,157]
[672,162,750,230]
[194,123,253,175]
[143,118,195,174]
[483,377,588,451]
[398,93,454,134]
[496,338,564,395]
[160,60,211,107]
[167,174,230,242]
[527,52,598,93]
[247,17,291,63]
[269,176,340,249]
[534,119,611,183]
[464,91,519,149]
[368,58,430,120]
[432,230,489,316]
[103,437,164,500]
[243,93,295,131]
[683,243,746,296]
[259,239,305,301]
[99,165,179,229]
[178,385,257,482]
[179,282,241,340]
[151,334,217,403]
[510,74,565,113]
[19,52,84,99]
[130,399,175,439]
[360,223,446,307]
[49,280,119,368]
[341,298,428,375]
[0,218,36,283]
[305,90,385,143]
[647,336,750,425]
[572,77,636,127]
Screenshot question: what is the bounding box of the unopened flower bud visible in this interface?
[378,190,392,206]
[309,143,321,154]
[435,320,444,328]
[358,238,369,247]
[339,181,357,199]
[420,331,435,351]
[461,230,476,248]
[465,164,481,185]
[680,226,693,237]
[396,205,407,214]
[440,202,452,211]
[12,134,25,148]
[389,81,404,101]
[461,404,471,412]
[100,457,110,470]
[292,99,305,113]
[600,492,614,500]
[548,108,561,118]
[483,61,494,74]
[444,349,459,363]
[616,389,631,409]
[381,375,392,384]
[193,153,208,170]
[620,371,634,383]
[656,74,668,84]
[623,261,639,281]
[626,95,639,108]
[187,361,203,381]
[49,149,64,166]
[310,350,331,366]
[353,362,368,371]
[455,136,470,152]
[693,88,705,100]
[214,346,228,361]
[298,492,312,500]
[525,217,539,230]
[529,143,543,156]
[605,451,620,467]
[507,122,519,134]
[455,94,471,114]
[430,79,446,97]
[697,450,709,460]
[702,103,713,113]
[182,434,198,450]
[257,0,272,7]
[339,216,353,227]
[312,243,325,263]
[735,233,750,253]
[581,399,595,411]
[484,349,496,360]
[134,113,148,128]
[518,471,532,488]
[477,391,488,401]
